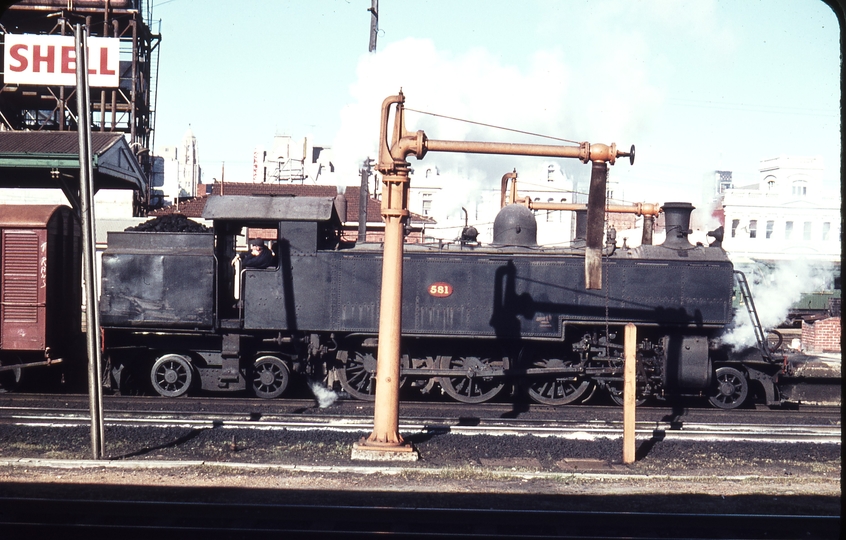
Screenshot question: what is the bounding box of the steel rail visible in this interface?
[0,496,839,538]
[0,409,839,443]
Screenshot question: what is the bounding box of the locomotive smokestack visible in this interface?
[661,202,695,249]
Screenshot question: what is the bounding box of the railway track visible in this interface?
[0,496,838,539]
[0,394,840,444]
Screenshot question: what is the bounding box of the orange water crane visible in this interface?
[355,90,635,455]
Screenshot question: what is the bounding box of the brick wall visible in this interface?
[801,317,841,353]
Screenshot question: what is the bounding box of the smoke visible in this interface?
[720,259,834,350]
[308,380,340,408]
[332,37,660,201]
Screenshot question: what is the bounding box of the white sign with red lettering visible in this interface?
[3,34,120,87]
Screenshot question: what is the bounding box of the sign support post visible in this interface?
[75,24,105,460]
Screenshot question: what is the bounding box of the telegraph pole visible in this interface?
[368,0,379,52]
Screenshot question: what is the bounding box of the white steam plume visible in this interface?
[308,380,339,408]
[332,37,659,200]
[721,259,833,349]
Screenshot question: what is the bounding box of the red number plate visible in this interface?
[428,282,453,298]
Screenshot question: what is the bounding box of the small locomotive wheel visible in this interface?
[150,354,193,398]
[708,366,749,409]
[437,355,508,404]
[251,355,290,399]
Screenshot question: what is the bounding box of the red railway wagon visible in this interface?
[0,205,82,390]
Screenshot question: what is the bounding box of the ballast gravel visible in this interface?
[0,423,839,515]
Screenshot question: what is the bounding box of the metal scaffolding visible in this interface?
[0,0,160,213]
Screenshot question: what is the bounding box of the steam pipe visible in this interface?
[525,201,661,216]
[426,140,633,165]
[500,170,517,208]
[642,214,655,245]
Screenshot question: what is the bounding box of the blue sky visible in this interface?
[151,0,840,204]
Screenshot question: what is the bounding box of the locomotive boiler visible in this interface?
[98,194,781,408]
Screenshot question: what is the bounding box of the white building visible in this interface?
[152,127,201,206]
[719,156,840,263]
[406,163,579,246]
[252,135,336,185]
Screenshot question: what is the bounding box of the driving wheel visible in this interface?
[527,357,592,405]
[337,351,410,401]
[437,355,508,404]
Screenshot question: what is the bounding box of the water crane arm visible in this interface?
[378,94,634,169]
[377,90,634,289]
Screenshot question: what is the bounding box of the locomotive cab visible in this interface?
[202,195,345,331]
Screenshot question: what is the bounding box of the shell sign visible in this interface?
[3,34,120,87]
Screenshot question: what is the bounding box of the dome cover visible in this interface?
[492,204,538,247]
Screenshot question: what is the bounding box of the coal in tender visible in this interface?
[125,214,210,233]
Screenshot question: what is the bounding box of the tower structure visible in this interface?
[178,127,200,199]
[0,0,160,205]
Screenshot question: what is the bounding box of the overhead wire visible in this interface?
[403,108,582,145]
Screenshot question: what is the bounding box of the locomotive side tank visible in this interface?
[99,195,777,408]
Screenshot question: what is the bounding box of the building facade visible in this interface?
[719,156,840,263]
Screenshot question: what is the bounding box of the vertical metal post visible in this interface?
[622,323,637,464]
[353,169,415,456]
[370,173,405,445]
[352,94,416,459]
[358,159,370,241]
[75,25,105,460]
[641,214,654,246]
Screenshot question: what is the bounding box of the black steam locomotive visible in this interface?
[97,195,781,409]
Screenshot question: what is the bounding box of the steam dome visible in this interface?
[492,204,538,247]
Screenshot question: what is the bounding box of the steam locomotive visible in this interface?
[89,195,780,409]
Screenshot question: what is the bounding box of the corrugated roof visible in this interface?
[152,183,383,223]
[0,131,147,196]
[148,183,434,225]
[0,131,121,155]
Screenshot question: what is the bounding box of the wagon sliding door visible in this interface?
[1,229,46,351]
